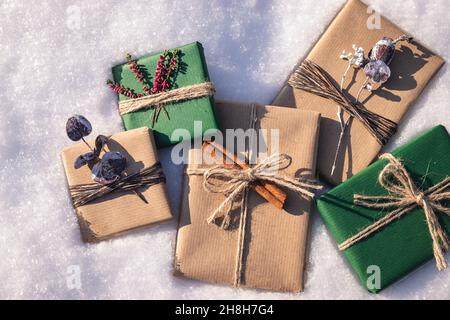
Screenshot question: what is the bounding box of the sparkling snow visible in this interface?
[0,0,449,299]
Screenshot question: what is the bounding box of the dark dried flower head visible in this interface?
[66,115,92,141]
[92,151,127,185]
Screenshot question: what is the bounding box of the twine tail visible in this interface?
[206,182,247,229]
[233,188,250,288]
[233,102,257,287]
[421,199,449,270]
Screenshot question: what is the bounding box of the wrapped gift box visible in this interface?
[272,0,444,185]
[112,42,218,148]
[317,125,450,293]
[175,101,321,292]
[61,128,173,242]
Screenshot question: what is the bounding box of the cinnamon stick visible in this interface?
[204,140,287,209]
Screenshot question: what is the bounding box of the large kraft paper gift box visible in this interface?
[174,101,321,292]
[317,125,450,293]
[272,0,444,185]
[112,42,218,149]
[61,128,173,242]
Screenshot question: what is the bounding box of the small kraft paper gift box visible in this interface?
[110,42,218,149]
[61,127,173,242]
[272,0,444,185]
[174,101,322,292]
[317,125,450,293]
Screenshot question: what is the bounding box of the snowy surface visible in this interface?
[0,0,449,299]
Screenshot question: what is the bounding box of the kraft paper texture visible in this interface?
[174,101,320,292]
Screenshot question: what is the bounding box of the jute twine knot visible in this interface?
[340,153,450,270]
[415,192,425,205]
[189,153,322,230]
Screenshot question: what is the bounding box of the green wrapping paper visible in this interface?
[317,125,450,293]
[112,42,218,148]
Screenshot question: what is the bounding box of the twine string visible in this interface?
[118,82,215,127]
[69,162,166,208]
[340,153,450,270]
[288,60,397,146]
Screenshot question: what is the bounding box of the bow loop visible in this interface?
[252,153,293,175]
[378,154,418,199]
[343,153,450,271]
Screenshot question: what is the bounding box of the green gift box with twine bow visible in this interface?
[110,42,218,148]
[317,125,450,293]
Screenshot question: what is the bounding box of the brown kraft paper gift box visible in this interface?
[272,0,444,185]
[61,128,173,242]
[174,101,321,292]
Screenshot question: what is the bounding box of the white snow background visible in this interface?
[0,0,449,299]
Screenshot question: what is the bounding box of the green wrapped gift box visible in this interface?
[112,42,218,148]
[317,125,450,293]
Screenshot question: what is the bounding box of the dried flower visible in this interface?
[66,115,92,142]
[340,45,367,69]
[151,49,180,94]
[91,151,127,185]
[66,116,117,180]
[107,49,182,127]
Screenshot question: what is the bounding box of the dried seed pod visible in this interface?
[94,135,109,157]
[74,151,97,169]
[363,60,391,83]
[368,37,396,65]
[66,115,92,141]
[95,135,109,151]
[92,151,127,185]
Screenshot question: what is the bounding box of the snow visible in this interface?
[0,0,449,299]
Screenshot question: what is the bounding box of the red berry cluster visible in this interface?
[107,49,181,104]
[106,79,143,99]
[126,53,152,94]
[151,49,180,94]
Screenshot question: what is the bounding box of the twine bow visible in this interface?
[190,153,322,229]
[187,152,321,287]
[118,81,215,127]
[340,153,450,270]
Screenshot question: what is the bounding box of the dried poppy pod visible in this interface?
[355,35,413,102]
[364,60,391,84]
[369,37,396,65]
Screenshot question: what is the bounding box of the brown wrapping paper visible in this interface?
[61,128,173,242]
[272,0,445,185]
[174,101,321,292]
